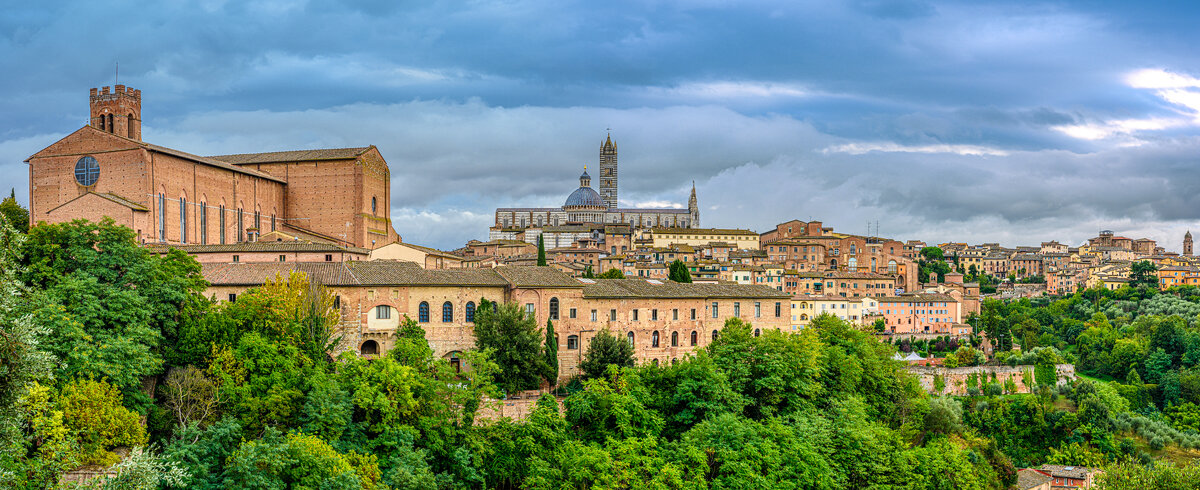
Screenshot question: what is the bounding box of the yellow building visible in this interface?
[790,296,878,329]
[648,227,760,250]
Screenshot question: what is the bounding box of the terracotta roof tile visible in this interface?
[207,147,372,164]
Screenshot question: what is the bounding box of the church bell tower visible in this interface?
[599,134,617,209]
[90,85,141,141]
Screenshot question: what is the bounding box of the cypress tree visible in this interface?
[544,319,558,387]
[537,234,547,266]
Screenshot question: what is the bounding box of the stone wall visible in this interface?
[906,364,1077,396]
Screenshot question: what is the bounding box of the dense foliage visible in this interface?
[5,217,1200,487]
[668,259,692,283]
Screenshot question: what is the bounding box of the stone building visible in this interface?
[201,261,789,380]
[25,85,400,249]
[493,135,699,232]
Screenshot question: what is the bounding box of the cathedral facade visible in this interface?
[493,135,700,230]
[25,86,400,249]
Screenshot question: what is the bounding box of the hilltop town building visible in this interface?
[202,261,790,380]
[493,135,699,232]
[25,86,400,249]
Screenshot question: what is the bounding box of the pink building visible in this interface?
[879,294,962,335]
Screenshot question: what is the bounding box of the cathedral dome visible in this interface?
[565,186,604,208]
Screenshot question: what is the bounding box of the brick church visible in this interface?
[25,85,400,249]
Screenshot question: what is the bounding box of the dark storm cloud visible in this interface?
[4,0,1200,249]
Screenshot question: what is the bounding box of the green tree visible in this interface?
[920,247,944,261]
[536,234,547,266]
[597,268,625,279]
[578,328,634,379]
[388,316,434,368]
[0,189,29,233]
[668,259,692,283]
[582,265,594,278]
[221,429,370,489]
[57,378,149,466]
[473,300,545,393]
[206,332,317,432]
[543,319,559,387]
[924,397,963,436]
[1130,260,1159,289]
[0,214,51,464]
[22,218,207,405]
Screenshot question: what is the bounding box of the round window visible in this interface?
[74,156,99,186]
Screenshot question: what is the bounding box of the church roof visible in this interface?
[207,147,373,164]
[565,186,604,208]
[25,126,288,184]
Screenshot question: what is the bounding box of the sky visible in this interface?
[4,0,1200,251]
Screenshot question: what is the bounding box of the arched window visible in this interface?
[99,113,106,131]
[419,302,430,323]
[549,297,559,320]
[127,113,135,138]
[671,331,678,346]
[237,207,244,242]
[443,301,453,322]
[254,208,261,231]
[199,201,207,244]
[627,331,635,347]
[360,340,379,356]
[465,302,476,323]
[754,328,761,337]
[711,330,719,341]
[372,196,377,214]
[888,260,898,274]
[801,314,808,320]
[690,331,698,346]
[157,193,166,241]
[271,214,276,232]
[179,194,187,243]
[219,205,226,244]
[106,114,113,132]
[652,331,660,347]
[567,335,579,350]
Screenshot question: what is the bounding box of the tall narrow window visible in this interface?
[199,204,207,244]
[254,211,261,231]
[219,206,226,244]
[419,302,430,323]
[712,302,719,319]
[549,298,559,320]
[237,208,244,242]
[627,331,635,347]
[755,302,761,318]
[465,302,476,323]
[443,301,453,322]
[734,302,740,317]
[271,214,276,232]
[691,331,698,346]
[652,331,660,347]
[712,330,719,341]
[372,196,377,214]
[157,194,166,241]
[671,331,678,346]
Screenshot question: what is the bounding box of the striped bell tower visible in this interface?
[599,134,618,209]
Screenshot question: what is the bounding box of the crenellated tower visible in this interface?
[599,134,617,209]
[1186,230,1193,256]
[90,85,141,141]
